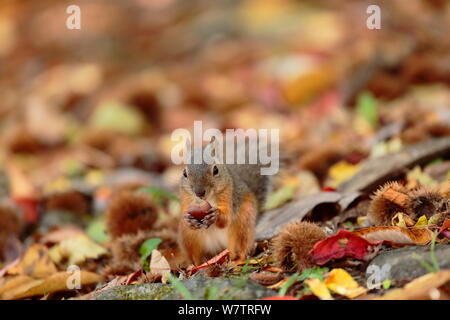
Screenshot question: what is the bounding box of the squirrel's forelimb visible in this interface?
[227,192,257,263]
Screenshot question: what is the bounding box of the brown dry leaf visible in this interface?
[149,249,171,280]
[267,278,289,290]
[39,226,85,245]
[376,270,450,300]
[7,244,57,278]
[5,161,40,199]
[353,226,433,245]
[1,271,102,300]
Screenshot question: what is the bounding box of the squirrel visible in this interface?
[178,137,271,265]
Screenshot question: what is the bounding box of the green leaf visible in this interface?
[86,218,109,244]
[264,184,296,210]
[166,273,194,300]
[278,273,299,296]
[137,186,179,206]
[357,91,378,128]
[276,267,329,297]
[297,267,329,281]
[382,279,391,290]
[90,101,144,135]
[139,238,162,271]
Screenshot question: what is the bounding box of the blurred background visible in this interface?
[0,0,450,247]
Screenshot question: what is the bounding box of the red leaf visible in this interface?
[12,197,39,224]
[262,296,298,300]
[191,249,230,274]
[439,219,450,235]
[321,186,336,192]
[310,230,377,265]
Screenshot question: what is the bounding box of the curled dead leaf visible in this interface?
[191,249,230,275]
[353,226,433,245]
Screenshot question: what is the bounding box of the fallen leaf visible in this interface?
[324,268,366,298]
[1,271,102,300]
[261,266,283,273]
[328,161,360,187]
[48,234,108,265]
[310,230,377,265]
[39,227,84,245]
[149,249,171,279]
[6,162,39,199]
[353,226,433,245]
[90,101,144,135]
[12,197,40,224]
[305,278,333,300]
[139,238,162,271]
[267,278,288,290]
[438,219,450,234]
[264,182,297,210]
[391,212,415,228]
[414,215,428,228]
[7,244,57,278]
[191,249,230,274]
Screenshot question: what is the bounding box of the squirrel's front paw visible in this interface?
[184,208,218,230]
[184,213,203,229]
[200,207,218,229]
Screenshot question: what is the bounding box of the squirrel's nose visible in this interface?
[195,189,206,198]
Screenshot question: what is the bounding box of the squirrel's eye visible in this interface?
[183,169,187,178]
[213,166,219,175]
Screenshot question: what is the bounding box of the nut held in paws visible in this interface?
[187,200,212,220]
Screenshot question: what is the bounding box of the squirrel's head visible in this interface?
[180,138,230,200]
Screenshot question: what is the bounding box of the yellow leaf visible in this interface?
[392,213,407,228]
[328,161,360,187]
[357,216,367,227]
[1,271,102,300]
[7,244,57,278]
[414,215,428,228]
[324,268,366,299]
[0,275,38,297]
[49,234,107,265]
[305,278,333,300]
